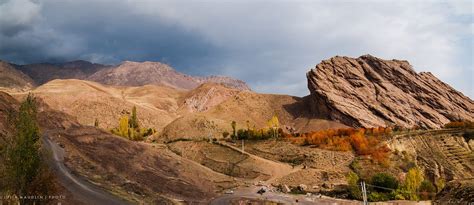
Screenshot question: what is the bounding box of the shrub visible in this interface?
[419,180,436,200]
[368,192,390,202]
[222,131,229,138]
[346,171,361,200]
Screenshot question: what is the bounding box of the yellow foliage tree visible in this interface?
[404,167,424,200]
[267,114,280,138]
[119,115,129,138]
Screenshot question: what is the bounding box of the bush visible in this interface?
[222,131,229,138]
[346,171,361,200]
[419,180,436,200]
[371,173,399,193]
[368,192,390,202]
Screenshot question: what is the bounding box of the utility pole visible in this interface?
[360,181,368,205]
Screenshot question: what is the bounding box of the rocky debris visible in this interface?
[0,61,35,91]
[88,61,250,91]
[435,179,474,204]
[307,54,474,128]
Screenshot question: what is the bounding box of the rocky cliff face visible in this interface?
[307,55,474,128]
[88,61,250,90]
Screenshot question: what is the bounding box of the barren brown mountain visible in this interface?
[0,61,35,92]
[18,60,108,85]
[88,61,250,90]
[307,54,474,129]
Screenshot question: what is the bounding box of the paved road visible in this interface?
[43,136,131,205]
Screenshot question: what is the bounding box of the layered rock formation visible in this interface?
[88,61,250,90]
[307,55,474,128]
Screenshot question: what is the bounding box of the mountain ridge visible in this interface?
[2,59,251,91]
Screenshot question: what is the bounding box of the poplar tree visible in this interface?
[6,94,41,198]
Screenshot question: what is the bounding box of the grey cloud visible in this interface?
[0,0,472,98]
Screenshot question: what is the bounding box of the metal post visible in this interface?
[360,181,367,205]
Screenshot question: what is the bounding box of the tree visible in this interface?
[119,115,129,138]
[404,167,424,200]
[346,171,361,199]
[94,118,99,127]
[231,121,237,138]
[5,94,53,204]
[371,173,399,193]
[267,114,280,138]
[129,106,138,129]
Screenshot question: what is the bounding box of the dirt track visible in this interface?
[43,136,130,205]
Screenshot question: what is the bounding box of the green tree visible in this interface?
[129,106,139,129]
[231,121,237,139]
[371,173,399,193]
[6,94,52,204]
[346,171,361,199]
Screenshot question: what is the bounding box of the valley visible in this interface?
[0,55,472,204]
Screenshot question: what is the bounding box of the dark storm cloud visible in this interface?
[0,0,472,97]
[0,0,221,68]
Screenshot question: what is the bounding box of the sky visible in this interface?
[0,0,472,98]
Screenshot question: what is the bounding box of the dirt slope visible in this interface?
[21,79,185,131]
[7,79,345,142]
[0,61,35,92]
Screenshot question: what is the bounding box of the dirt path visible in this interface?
[43,136,131,205]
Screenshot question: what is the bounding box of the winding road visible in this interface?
[43,136,130,205]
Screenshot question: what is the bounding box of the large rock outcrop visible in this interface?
[307,55,474,128]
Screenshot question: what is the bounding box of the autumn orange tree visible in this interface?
[286,126,392,164]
